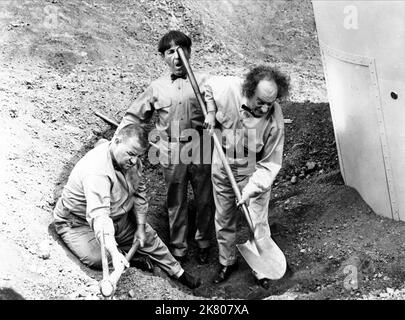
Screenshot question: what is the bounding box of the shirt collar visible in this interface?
[240,97,275,119]
[108,142,121,172]
[240,98,261,118]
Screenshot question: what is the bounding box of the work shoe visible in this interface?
[130,255,154,272]
[178,271,201,289]
[212,262,238,284]
[173,254,188,265]
[197,247,209,264]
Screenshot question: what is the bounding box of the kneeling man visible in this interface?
[53,124,200,289]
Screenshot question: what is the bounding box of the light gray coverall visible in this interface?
[204,76,285,279]
[115,73,216,257]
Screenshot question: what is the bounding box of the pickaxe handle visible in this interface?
[95,111,119,127]
[99,238,140,298]
[176,47,255,232]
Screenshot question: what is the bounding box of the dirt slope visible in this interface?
[0,0,404,300]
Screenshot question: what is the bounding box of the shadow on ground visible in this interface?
[0,287,25,300]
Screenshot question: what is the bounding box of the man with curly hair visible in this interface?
[204,65,290,289]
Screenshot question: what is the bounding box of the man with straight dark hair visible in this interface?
[115,30,216,265]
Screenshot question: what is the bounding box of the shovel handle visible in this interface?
[176,47,255,232]
[176,47,208,118]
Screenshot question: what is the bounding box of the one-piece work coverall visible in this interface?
[204,76,285,280]
[115,73,216,258]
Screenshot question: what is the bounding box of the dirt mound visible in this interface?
[1,0,404,300]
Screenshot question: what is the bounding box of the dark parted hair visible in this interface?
[242,65,290,99]
[158,30,192,54]
[116,123,149,153]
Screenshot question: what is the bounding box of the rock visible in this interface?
[9,109,18,118]
[306,161,316,171]
[291,176,298,184]
[291,143,305,150]
[78,289,90,298]
[128,289,136,298]
[37,240,50,260]
[27,246,37,255]
[24,80,34,89]
[56,83,62,90]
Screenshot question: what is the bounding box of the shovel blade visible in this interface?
[236,236,287,280]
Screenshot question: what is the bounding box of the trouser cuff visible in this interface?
[197,240,210,249]
[171,248,187,257]
[219,257,237,266]
[173,267,184,279]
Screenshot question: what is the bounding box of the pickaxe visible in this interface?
[98,233,139,298]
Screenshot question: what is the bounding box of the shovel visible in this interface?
[177,47,287,280]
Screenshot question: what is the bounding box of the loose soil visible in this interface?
[0,0,404,300]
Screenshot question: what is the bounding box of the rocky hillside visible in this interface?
[1,0,404,301]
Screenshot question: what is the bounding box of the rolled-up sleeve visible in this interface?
[131,176,148,224]
[82,174,115,240]
[242,121,284,199]
[203,79,219,114]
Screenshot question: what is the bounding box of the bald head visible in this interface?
[245,79,278,117]
[256,79,278,102]
[242,65,290,100]
[241,65,289,117]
